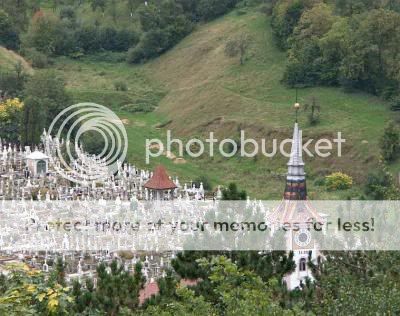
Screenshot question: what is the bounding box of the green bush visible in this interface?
[390,95,400,112]
[222,182,247,200]
[0,72,26,97]
[197,0,238,21]
[193,175,212,191]
[114,81,128,91]
[381,121,400,162]
[128,1,195,63]
[98,27,139,52]
[75,25,101,53]
[365,169,392,200]
[325,172,353,191]
[313,177,325,186]
[59,6,76,21]
[120,102,155,113]
[126,44,146,64]
[81,130,106,156]
[0,9,19,49]
[127,28,176,63]
[24,48,50,68]
[260,4,273,16]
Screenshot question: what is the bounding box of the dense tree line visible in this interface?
[126,0,239,63]
[0,67,72,145]
[0,0,241,144]
[0,0,239,65]
[22,9,139,63]
[271,0,400,101]
[126,1,194,63]
[22,70,72,144]
[2,252,400,314]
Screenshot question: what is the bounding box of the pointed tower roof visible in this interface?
[287,122,305,182]
[283,121,307,200]
[267,118,322,225]
[144,165,177,190]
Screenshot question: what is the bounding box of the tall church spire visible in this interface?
[283,105,307,200]
[287,122,305,181]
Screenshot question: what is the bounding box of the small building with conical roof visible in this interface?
[144,165,177,200]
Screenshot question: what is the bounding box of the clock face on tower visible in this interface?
[294,229,311,248]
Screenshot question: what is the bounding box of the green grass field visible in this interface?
[5,6,398,199]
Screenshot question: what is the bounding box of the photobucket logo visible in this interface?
[146,130,345,164]
[46,103,128,184]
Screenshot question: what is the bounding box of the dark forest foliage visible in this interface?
[271,0,400,100]
[0,0,239,64]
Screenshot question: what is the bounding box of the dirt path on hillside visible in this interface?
[0,47,34,75]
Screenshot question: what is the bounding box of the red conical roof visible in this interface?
[144,165,177,190]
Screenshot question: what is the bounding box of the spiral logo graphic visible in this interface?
[46,103,128,184]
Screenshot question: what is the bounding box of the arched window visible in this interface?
[299,258,307,271]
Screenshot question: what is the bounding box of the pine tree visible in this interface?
[95,260,144,314]
[222,183,247,200]
[46,256,66,287]
[72,260,144,314]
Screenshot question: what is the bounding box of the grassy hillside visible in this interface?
[51,7,398,199]
[147,8,397,197]
[0,47,33,74]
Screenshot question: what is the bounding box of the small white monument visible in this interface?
[26,151,49,176]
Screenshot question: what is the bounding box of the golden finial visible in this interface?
[294,88,300,122]
[294,102,300,122]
